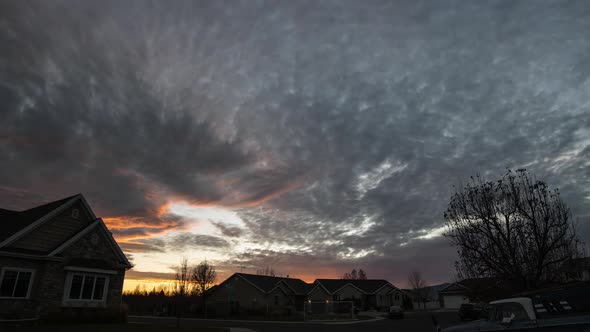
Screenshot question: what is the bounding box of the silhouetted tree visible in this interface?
[256,266,277,277]
[358,269,368,280]
[173,257,190,327]
[408,270,428,309]
[191,260,217,296]
[343,268,367,279]
[444,169,585,291]
[173,257,191,296]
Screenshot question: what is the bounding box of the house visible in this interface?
[562,257,590,281]
[0,194,132,320]
[403,283,449,309]
[206,273,403,317]
[438,278,511,309]
[205,273,313,316]
[310,279,403,310]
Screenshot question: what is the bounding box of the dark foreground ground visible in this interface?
[5,310,461,332]
[127,310,461,332]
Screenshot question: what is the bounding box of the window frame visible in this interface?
[62,271,110,305]
[0,267,35,299]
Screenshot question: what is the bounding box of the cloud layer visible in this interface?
[1,0,589,286]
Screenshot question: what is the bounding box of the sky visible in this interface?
[1,0,589,291]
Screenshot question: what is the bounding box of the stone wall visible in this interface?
[0,225,127,318]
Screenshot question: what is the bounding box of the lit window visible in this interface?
[0,268,34,298]
[66,273,108,301]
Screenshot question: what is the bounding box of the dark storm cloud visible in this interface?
[211,221,244,238]
[122,233,230,253]
[1,0,589,285]
[164,234,230,251]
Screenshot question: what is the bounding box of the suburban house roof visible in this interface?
[402,283,450,301]
[439,278,496,294]
[281,278,315,295]
[439,277,516,302]
[0,194,132,268]
[315,279,396,294]
[210,274,402,297]
[235,273,313,295]
[0,194,78,242]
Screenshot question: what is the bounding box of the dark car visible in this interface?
[458,303,486,321]
[389,305,404,319]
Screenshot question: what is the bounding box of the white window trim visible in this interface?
[0,267,35,299]
[62,271,110,306]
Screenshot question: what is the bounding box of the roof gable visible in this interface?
[0,194,130,268]
[439,282,469,293]
[51,218,132,268]
[7,200,95,254]
[316,279,394,294]
[281,278,314,295]
[236,273,310,294]
[0,195,78,242]
[0,194,93,248]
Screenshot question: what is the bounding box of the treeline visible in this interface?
[123,285,204,317]
[123,284,173,297]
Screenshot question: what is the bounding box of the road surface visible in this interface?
[129,310,462,332]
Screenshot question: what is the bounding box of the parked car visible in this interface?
[458,303,486,321]
[442,296,590,331]
[389,305,404,319]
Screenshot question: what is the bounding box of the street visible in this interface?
[129,310,462,332]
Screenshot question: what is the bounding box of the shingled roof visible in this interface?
[316,279,393,294]
[236,273,313,295]
[0,194,78,242]
[282,277,315,294]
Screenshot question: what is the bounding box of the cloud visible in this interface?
[165,234,230,251]
[125,270,175,281]
[1,0,589,286]
[211,222,244,238]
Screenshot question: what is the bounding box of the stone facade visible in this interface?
[0,225,127,319]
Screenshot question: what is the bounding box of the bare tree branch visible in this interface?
[444,169,585,291]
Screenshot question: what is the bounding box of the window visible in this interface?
[500,303,529,321]
[395,294,400,301]
[274,295,279,305]
[71,208,80,219]
[65,272,108,301]
[489,303,528,322]
[0,268,34,298]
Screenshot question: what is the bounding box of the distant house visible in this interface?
[438,281,473,309]
[0,194,132,320]
[309,279,403,310]
[562,257,590,281]
[206,273,313,316]
[402,283,449,309]
[206,273,403,317]
[439,278,512,309]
